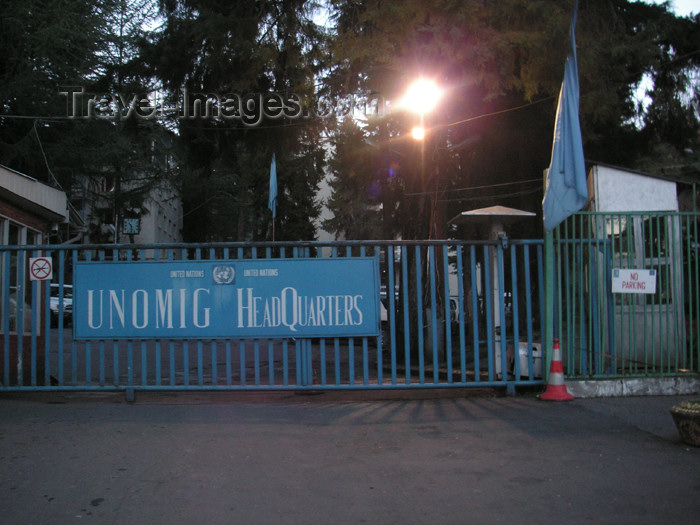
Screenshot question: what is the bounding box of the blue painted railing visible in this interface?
[1,239,547,393]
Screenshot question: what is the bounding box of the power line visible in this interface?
[1,114,77,120]
[405,178,541,197]
[444,97,555,128]
[33,120,63,189]
[0,94,558,127]
[437,186,542,203]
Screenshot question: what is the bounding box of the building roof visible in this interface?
[448,205,537,225]
[0,164,68,224]
[590,161,699,187]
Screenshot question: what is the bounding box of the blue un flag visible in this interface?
[543,3,588,232]
[269,153,277,219]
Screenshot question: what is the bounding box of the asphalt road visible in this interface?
[1,392,698,524]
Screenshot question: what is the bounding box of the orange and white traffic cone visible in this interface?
[540,338,574,401]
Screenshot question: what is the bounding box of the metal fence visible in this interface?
[0,240,546,393]
[553,211,699,378]
[3,215,696,395]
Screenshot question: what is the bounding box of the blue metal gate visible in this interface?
[552,211,700,377]
[0,239,545,393]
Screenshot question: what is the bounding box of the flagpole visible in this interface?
[269,153,277,242]
[542,1,586,387]
[544,211,554,382]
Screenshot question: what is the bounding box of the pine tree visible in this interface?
[324,0,700,240]
[0,0,174,243]
[0,0,108,180]
[150,0,329,242]
[75,0,175,243]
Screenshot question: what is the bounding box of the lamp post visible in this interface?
[400,78,447,361]
[401,78,441,239]
[403,78,440,160]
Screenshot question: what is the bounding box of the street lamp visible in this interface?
[411,126,426,141]
[399,78,444,240]
[401,78,441,116]
[400,77,445,359]
[400,78,441,141]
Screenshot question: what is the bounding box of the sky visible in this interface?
[671,0,697,16]
[648,0,698,17]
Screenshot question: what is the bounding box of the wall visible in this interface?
[588,165,678,212]
[0,200,50,234]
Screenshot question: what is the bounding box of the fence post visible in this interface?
[544,230,555,382]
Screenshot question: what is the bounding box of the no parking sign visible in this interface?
[29,257,53,281]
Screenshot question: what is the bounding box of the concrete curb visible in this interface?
[567,376,700,398]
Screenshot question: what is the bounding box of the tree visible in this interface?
[0,0,174,244]
[0,0,108,181]
[323,119,393,240]
[75,0,175,243]
[323,0,700,240]
[149,0,329,242]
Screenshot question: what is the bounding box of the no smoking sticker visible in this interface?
[29,257,53,281]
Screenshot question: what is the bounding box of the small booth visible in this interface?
[586,164,685,369]
[449,205,541,378]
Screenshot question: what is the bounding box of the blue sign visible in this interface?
[74,258,380,340]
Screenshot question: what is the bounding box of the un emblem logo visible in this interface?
[213,265,235,285]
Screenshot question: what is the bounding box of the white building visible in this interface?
[123,180,183,245]
[586,164,684,368]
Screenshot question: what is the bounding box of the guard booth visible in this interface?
[449,205,542,380]
[0,165,70,385]
[558,165,688,375]
[589,166,685,371]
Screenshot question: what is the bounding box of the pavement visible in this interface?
[1,390,698,525]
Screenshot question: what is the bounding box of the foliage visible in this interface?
[0,0,174,243]
[80,0,174,243]
[323,0,700,240]
[0,0,107,179]
[323,120,383,239]
[149,0,329,241]
[1,1,698,244]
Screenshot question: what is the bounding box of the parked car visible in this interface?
[50,284,73,327]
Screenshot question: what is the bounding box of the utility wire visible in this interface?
[33,120,63,189]
[437,186,542,203]
[0,93,557,128]
[445,96,555,128]
[405,178,541,196]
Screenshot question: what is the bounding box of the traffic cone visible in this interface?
[540,338,574,401]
